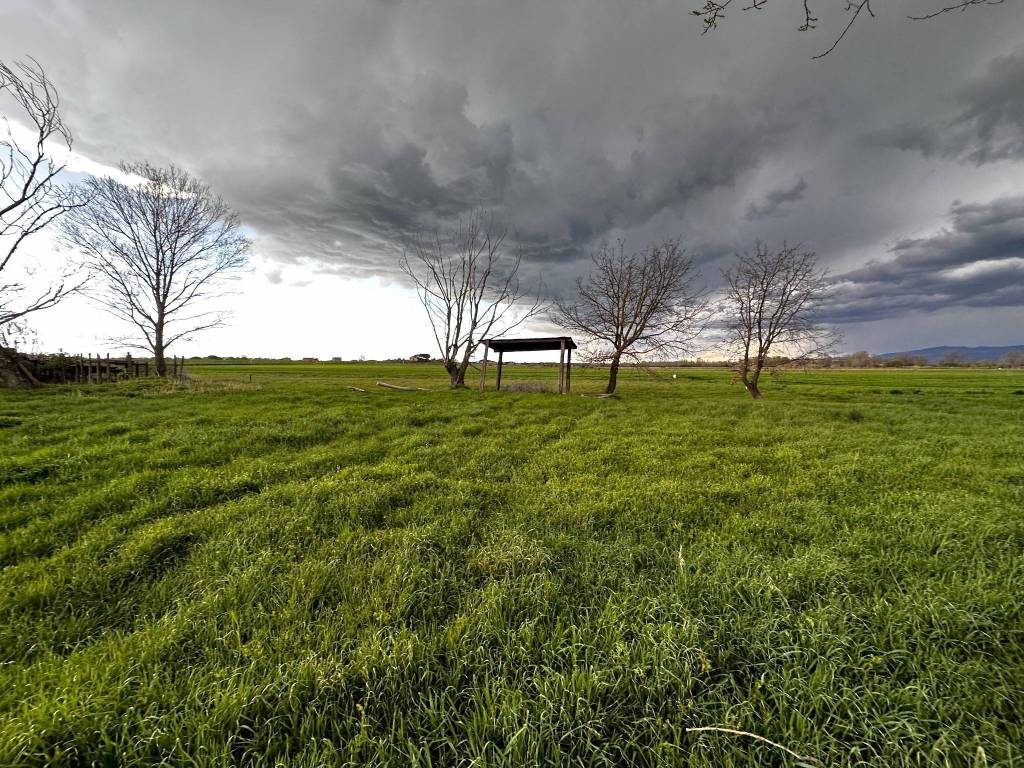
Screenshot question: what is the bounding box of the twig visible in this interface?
[346,386,367,392]
[686,727,822,765]
[908,0,1002,20]
[580,393,614,398]
[800,0,818,30]
[812,0,872,59]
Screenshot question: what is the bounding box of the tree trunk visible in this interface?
[605,353,621,394]
[446,361,465,387]
[154,319,167,377]
[743,368,763,399]
[453,352,474,388]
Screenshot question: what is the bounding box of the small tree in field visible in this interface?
[554,239,708,395]
[400,210,543,387]
[1,59,82,348]
[61,163,249,376]
[721,243,837,399]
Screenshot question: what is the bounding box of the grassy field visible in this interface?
[0,363,1021,767]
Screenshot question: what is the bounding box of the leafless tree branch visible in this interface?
[691,0,1001,57]
[1,57,84,339]
[907,0,1003,21]
[812,0,873,59]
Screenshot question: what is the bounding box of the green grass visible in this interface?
[0,363,1021,767]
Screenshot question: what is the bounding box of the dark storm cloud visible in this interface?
[235,88,793,280]
[2,0,1023,348]
[867,46,1024,164]
[744,177,807,220]
[827,195,1024,323]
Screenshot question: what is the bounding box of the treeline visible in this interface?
[837,351,1024,368]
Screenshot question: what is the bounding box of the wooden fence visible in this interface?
[17,353,187,384]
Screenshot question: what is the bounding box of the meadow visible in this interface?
[0,363,1021,767]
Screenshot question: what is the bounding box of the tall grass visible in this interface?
[0,364,1021,766]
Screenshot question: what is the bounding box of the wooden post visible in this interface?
[59,353,65,384]
[566,347,572,394]
[496,350,504,391]
[558,339,566,394]
[479,344,489,391]
[126,352,132,379]
[105,352,110,383]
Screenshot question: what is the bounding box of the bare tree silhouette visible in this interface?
[720,243,838,398]
[400,209,545,387]
[553,239,708,394]
[62,163,249,376]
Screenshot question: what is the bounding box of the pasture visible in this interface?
[0,364,1021,766]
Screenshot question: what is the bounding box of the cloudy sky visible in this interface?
[2,0,1023,359]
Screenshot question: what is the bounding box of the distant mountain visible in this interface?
[879,345,1024,363]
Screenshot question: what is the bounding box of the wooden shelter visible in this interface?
[479,336,577,394]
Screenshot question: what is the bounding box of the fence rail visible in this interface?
[12,353,187,384]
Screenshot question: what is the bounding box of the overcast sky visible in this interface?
[2,0,1023,359]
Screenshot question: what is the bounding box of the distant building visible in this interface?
[331,356,344,362]
[409,353,432,363]
[302,357,319,362]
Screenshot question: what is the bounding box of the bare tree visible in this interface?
[1,57,83,345]
[691,0,1003,58]
[61,163,249,376]
[720,243,837,399]
[553,239,708,395]
[400,210,544,387]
